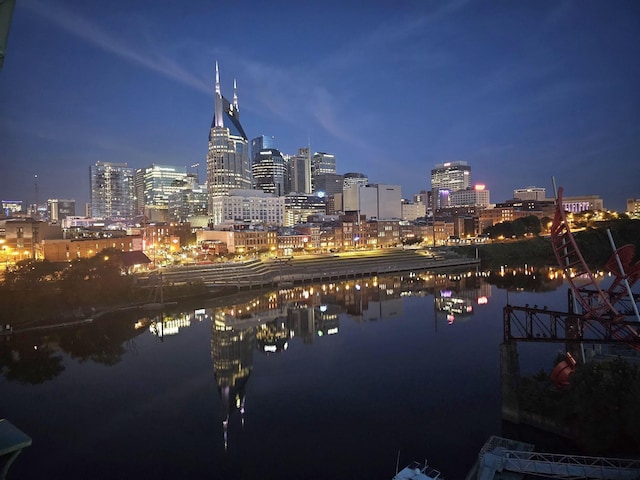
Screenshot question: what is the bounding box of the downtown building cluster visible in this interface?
[0,64,625,264]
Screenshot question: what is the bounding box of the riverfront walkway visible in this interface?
[144,248,480,290]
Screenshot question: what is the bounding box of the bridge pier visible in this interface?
[500,342,521,424]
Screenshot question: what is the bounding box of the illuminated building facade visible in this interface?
[250,135,276,163]
[562,195,604,213]
[209,189,285,227]
[137,164,190,222]
[450,185,490,208]
[38,235,143,262]
[1,200,23,216]
[167,187,208,222]
[284,194,326,226]
[47,199,75,223]
[197,227,277,254]
[430,161,471,210]
[514,186,546,201]
[206,63,251,206]
[311,152,336,192]
[252,148,288,196]
[89,161,134,220]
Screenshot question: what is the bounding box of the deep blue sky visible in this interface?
[1,0,639,211]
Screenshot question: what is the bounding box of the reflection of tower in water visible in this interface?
[210,310,255,451]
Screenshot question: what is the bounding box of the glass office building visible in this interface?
[89,161,134,220]
[206,63,251,207]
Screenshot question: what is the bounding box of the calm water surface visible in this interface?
[1,267,578,479]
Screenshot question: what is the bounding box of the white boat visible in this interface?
[393,461,443,480]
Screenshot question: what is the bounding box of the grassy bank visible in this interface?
[455,218,640,269]
[455,236,555,268]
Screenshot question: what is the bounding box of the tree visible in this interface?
[2,259,62,292]
[564,357,640,453]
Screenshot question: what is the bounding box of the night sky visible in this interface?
[1,0,639,211]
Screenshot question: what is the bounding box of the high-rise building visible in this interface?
[430,161,471,210]
[206,63,251,207]
[627,198,640,218]
[314,173,343,197]
[251,135,276,164]
[290,147,311,194]
[252,148,288,196]
[90,161,134,220]
[136,164,189,222]
[48,198,76,223]
[168,187,208,222]
[311,152,336,192]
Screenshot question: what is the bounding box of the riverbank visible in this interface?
[1,247,479,332]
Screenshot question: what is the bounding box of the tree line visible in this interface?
[0,248,141,325]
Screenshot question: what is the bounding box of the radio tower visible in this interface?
[34,174,39,220]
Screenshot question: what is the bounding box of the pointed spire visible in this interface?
[233,78,239,112]
[214,60,224,128]
[215,61,221,96]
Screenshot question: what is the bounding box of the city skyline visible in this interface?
[1,1,639,211]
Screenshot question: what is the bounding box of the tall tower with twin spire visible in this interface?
[206,62,251,211]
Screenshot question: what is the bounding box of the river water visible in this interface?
[1,266,585,479]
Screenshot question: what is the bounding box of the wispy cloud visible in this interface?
[230,2,472,151]
[20,0,211,94]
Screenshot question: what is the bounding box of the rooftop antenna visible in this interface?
[34,174,39,220]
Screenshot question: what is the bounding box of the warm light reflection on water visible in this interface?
[1,265,631,480]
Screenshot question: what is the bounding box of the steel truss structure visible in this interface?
[503,304,640,345]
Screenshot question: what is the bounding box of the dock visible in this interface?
[0,419,31,480]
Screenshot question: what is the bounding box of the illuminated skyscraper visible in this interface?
[135,164,189,221]
[252,148,288,196]
[311,152,336,192]
[89,161,134,220]
[206,63,251,209]
[251,135,276,164]
[430,161,471,210]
